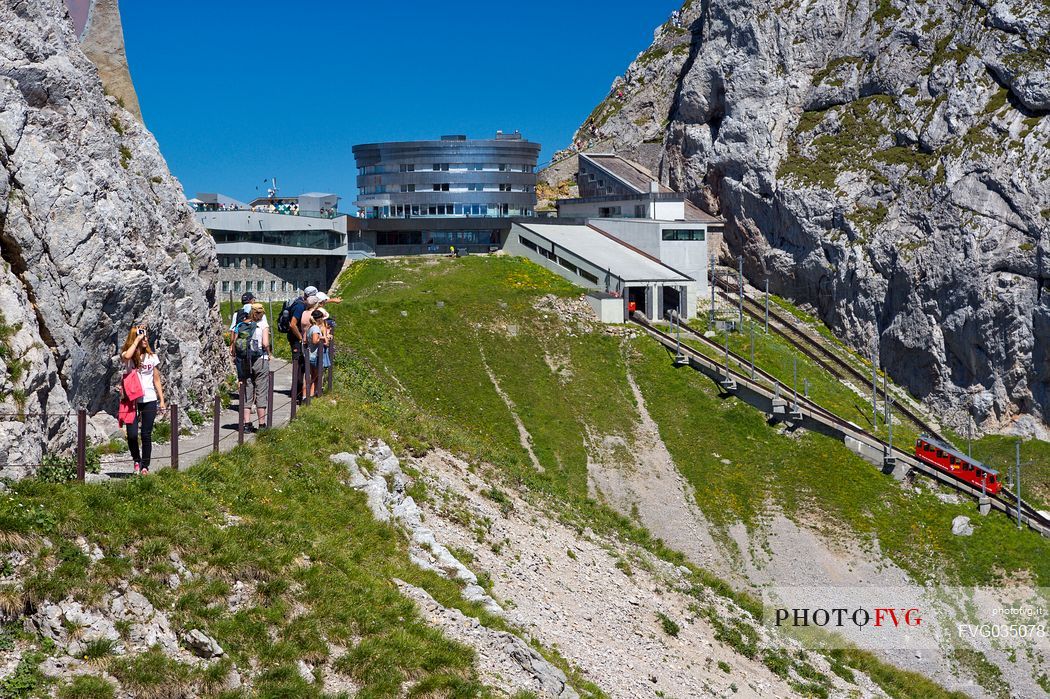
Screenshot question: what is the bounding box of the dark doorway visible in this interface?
[628,286,647,316]
[662,286,681,319]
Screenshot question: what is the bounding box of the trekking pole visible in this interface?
[170,404,179,470]
[212,394,220,453]
[76,408,86,482]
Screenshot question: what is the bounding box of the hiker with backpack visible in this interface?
[230,303,271,431]
[229,291,269,333]
[277,285,316,404]
[120,323,167,475]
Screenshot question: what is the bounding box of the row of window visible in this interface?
[518,236,598,284]
[661,229,706,241]
[221,279,312,295]
[359,163,535,175]
[376,230,500,246]
[360,183,534,195]
[209,229,345,250]
[365,204,532,219]
[219,255,326,270]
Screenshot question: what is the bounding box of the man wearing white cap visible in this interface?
[286,285,318,403]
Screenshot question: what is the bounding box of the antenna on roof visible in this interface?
[266,177,279,198]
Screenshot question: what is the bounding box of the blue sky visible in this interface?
[120,0,682,207]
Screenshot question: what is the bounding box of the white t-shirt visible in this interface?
[230,312,269,332]
[252,324,269,359]
[131,353,160,404]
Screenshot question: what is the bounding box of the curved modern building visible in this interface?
[352,132,540,255]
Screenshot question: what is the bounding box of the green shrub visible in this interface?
[37,449,101,483]
[656,611,680,637]
[151,421,171,444]
[186,409,204,426]
[58,675,115,699]
[0,651,42,698]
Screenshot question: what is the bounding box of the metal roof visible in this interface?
[582,153,675,194]
[515,222,693,283]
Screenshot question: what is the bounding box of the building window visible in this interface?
[433,183,449,191]
[282,281,288,292]
[498,164,509,172]
[399,163,414,172]
[432,163,449,171]
[293,258,299,268]
[233,280,241,292]
[580,269,598,284]
[519,235,538,252]
[400,184,415,192]
[662,229,706,241]
[222,280,230,292]
[257,280,266,292]
[499,183,512,192]
[271,280,276,292]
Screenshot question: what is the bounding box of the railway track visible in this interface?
[709,275,950,444]
[631,314,1050,535]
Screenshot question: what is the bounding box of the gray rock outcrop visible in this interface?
[75,0,143,122]
[548,0,1049,437]
[0,0,226,477]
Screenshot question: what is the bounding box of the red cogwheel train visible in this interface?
[914,435,1001,494]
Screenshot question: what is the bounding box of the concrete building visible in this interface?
[589,218,709,299]
[352,132,541,256]
[504,220,697,321]
[192,192,351,299]
[556,153,724,253]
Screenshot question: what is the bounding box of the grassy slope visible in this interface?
[339,257,1048,589]
[1,408,503,698]
[4,256,1044,698]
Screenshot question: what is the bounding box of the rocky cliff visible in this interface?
[76,0,143,122]
[548,0,1050,437]
[0,0,226,475]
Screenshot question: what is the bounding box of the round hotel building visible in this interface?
[352,132,540,255]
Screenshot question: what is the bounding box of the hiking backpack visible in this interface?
[233,320,259,361]
[276,297,297,334]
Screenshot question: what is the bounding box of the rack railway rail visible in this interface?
[710,275,950,444]
[630,313,1050,537]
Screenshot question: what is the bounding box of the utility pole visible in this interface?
[872,347,878,430]
[886,396,895,457]
[792,353,799,410]
[750,321,755,379]
[804,378,809,399]
[764,278,769,333]
[967,422,972,458]
[1016,441,1022,529]
[737,255,744,329]
[709,255,716,325]
[882,371,889,438]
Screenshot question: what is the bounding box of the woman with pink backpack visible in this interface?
[119,323,167,475]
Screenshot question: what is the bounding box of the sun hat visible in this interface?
[316,292,329,302]
[304,285,319,297]
[306,295,319,306]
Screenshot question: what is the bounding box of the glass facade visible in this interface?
[210,229,345,250]
[352,134,540,222]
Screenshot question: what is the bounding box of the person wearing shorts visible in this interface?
[234,303,271,431]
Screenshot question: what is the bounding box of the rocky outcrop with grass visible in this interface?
[0,0,225,477]
[549,0,1050,437]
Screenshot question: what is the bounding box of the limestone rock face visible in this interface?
[550,0,1050,436]
[0,0,226,476]
[77,0,143,122]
